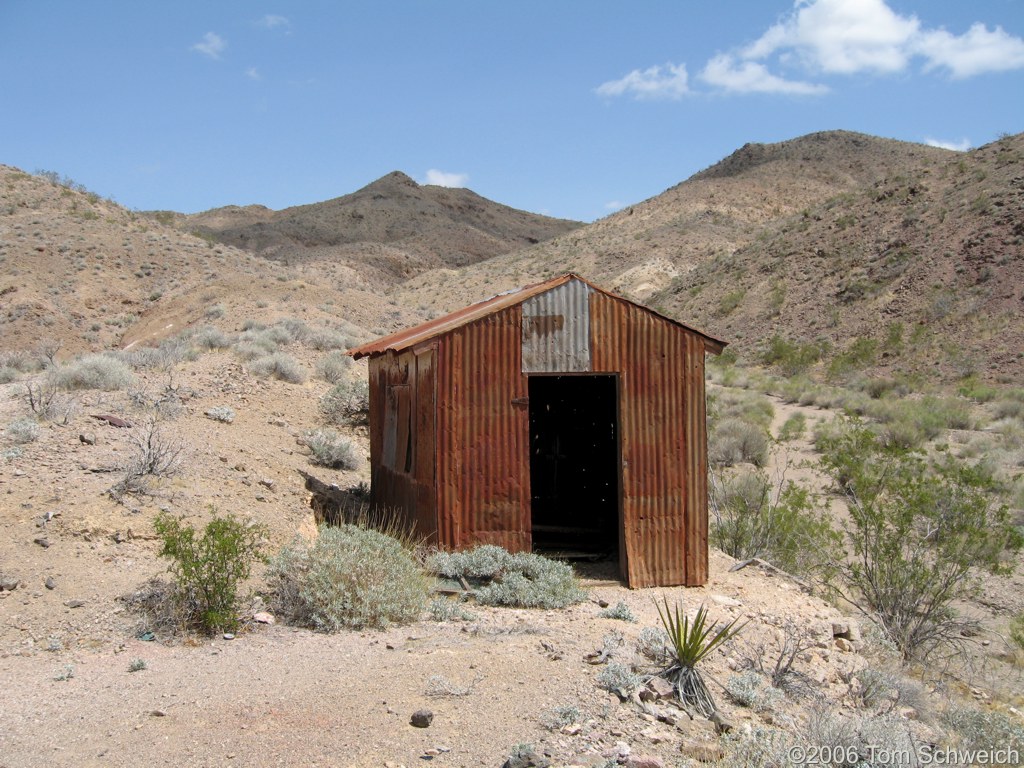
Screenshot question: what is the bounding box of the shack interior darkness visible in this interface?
[528,374,619,556]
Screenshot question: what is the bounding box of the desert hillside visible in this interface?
[151,170,582,284]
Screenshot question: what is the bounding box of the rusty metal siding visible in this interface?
[590,291,708,588]
[435,305,530,552]
[521,279,593,372]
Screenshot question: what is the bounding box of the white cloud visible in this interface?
[915,23,1024,78]
[192,32,226,59]
[701,54,828,94]
[744,0,1024,79]
[604,201,624,210]
[423,169,469,188]
[257,14,290,30]
[747,0,919,74]
[925,136,972,152]
[596,63,689,100]
[245,67,261,81]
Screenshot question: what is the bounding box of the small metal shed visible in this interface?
[348,274,725,587]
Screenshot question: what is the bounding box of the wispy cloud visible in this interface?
[598,0,1024,100]
[256,14,290,30]
[604,201,624,211]
[245,67,261,81]
[192,32,226,60]
[925,136,972,152]
[701,54,827,95]
[423,169,469,188]
[596,63,689,100]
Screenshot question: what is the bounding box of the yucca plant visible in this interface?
[655,598,746,717]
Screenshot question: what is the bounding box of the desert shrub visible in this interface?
[1011,613,1024,652]
[599,601,637,622]
[710,468,839,577]
[276,317,310,343]
[266,524,430,631]
[307,327,350,351]
[5,416,40,444]
[50,353,133,391]
[110,420,185,498]
[247,352,307,383]
[776,412,806,442]
[541,704,583,731]
[760,335,828,376]
[826,337,879,381]
[204,303,225,320]
[428,597,476,622]
[941,706,1024,762]
[710,418,770,467]
[319,379,369,424]
[315,350,352,383]
[128,658,147,673]
[818,418,1023,661]
[717,726,796,768]
[304,428,360,470]
[152,511,267,634]
[726,671,782,712]
[426,545,586,609]
[193,325,231,350]
[204,406,235,424]
[803,710,918,767]
[636,626,671,664]
[0,365,18,384]
[597,661,642,696]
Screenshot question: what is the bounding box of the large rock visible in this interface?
[410,709,433,728]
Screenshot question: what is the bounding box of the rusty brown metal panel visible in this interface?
[435,305,530,552]
[521,279,593,372]
[413,347,438,541]
[684,333,709,586]
[348,272,725,360]
[590,292,705,588]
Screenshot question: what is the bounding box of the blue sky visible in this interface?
[1,1,1022,222]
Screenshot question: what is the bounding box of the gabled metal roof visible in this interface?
[347,272,727,359]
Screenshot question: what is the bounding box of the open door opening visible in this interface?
[529,374,619,557]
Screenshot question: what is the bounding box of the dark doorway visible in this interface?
[528,374,619,556]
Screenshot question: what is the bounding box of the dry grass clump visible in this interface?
[4,416,40,444]
[266,524,430,631]
[247,352,307,383]
[50,353,134,391]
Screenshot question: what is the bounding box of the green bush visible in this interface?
[818,418,1023,660]
[193,325,231,350]
[304,428,359,469]
[0,365,19,384]
[599,601,637,622]
[776,413,806,442]
[266,524,430,631]
[760,335,828,376]
[319,379,369,424]
[152,511,267,634]
[942,706,1024,759]
[427,545,586,609]
[710,468,839,577]
[248,352,307,383]
[1011,613,1024,652]
[51,353,133,390]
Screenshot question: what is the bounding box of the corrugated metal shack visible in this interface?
[348,274,726,587]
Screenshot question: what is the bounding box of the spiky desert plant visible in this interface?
[656,599,745,717]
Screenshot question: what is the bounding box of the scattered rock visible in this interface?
[641,676,675,701]
[711,594,742,607]
[0,576,19,592]
[501,749,550,768]
[44,577,56,590]
[626,756,665,768]
[65,599,86,608]
[150,709,167,717]
[258,478,275,490]
[223,633,235,641]
[680,740,725,763]
[91,414,132,428]
[253,611,275,625]
[709,710,735,735]
[834,637,854,652]
[79,433,97,445]
[410,709,433,728]
[33,536,51,548]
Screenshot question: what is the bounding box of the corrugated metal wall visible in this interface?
[435,307,531,551]
[590,291,709,587]
[521,279,593,372]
